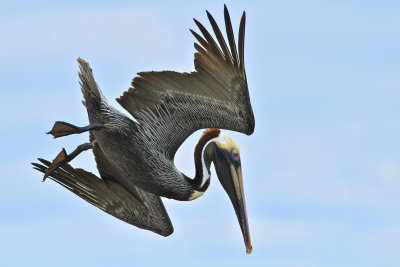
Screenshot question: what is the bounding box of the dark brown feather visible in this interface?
[238,11,246,73]
[193,18,223,57]
[224,4,239,66]
[32,158,174,236]
[206,10,233,63]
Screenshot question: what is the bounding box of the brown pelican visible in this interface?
[32,5,255,254]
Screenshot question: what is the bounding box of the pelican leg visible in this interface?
[47,121,103,138]
[43,143,93,181]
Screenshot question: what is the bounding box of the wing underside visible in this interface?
[32,158,174,236]
[116,5,254,157]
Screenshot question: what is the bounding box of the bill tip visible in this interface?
[246,246,253,254]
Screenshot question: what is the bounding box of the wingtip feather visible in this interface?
[238,9,246,72]
[206,7,233,63]
[223,4,239,66]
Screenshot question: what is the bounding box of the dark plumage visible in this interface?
[32,5,255,253]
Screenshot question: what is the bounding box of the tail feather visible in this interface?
[77,58,108,123]
[78,58,102,102]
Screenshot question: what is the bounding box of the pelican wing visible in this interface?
[32,157,174,237]
[117,5,254,158]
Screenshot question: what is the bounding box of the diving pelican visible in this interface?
[32,5,255,254]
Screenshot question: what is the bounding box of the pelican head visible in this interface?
[201,129,252,254]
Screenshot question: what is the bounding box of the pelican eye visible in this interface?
[229,149,241,167]
[231,149,240,160]
[217,146,241,167]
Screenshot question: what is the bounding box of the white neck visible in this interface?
[199,139,213,187]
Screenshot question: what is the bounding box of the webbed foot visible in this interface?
[47,121,103,138]
[42,143,93,181]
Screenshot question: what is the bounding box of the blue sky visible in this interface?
[1,0,400,266]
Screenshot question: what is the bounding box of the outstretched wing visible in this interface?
[32,157,174,237]
[116,5,254,158]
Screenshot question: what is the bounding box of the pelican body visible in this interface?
[33,5,255,254]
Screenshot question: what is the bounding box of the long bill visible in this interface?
[229,165,252,254]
